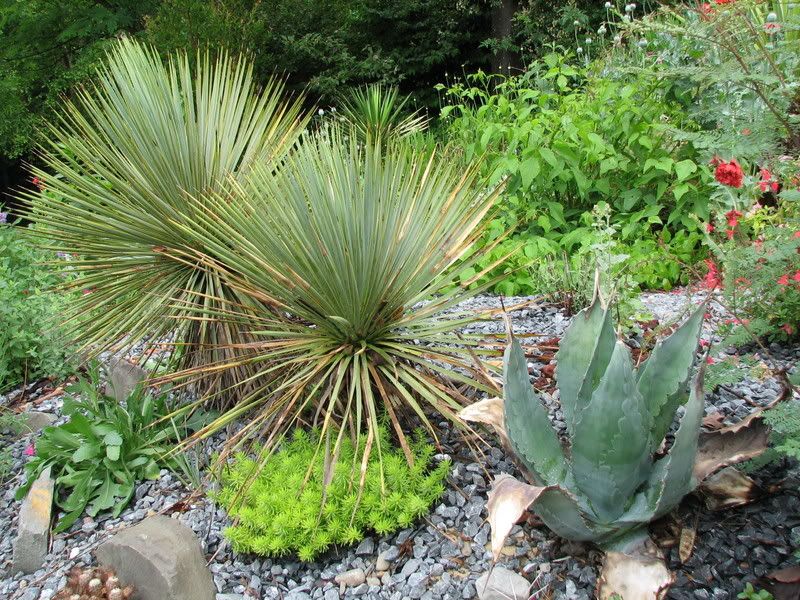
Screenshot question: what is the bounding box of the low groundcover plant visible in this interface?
[216,426,449,561]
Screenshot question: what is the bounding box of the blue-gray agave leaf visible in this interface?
[504,337,567,486]
[555,298,616,436]
[637,305,705,453]
[572,341,651,522]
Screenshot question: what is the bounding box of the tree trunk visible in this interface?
[490,0,522,75]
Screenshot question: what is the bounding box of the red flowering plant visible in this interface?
[703,202,800,342]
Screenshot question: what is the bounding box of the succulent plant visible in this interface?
[54,566,134,600]
[461,295,774,599]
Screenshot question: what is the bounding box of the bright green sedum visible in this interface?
[216,426,449,561]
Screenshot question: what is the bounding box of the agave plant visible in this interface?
[23,39,309,399]
[336,83,429,144]
[461,295,773,598]
[157,130,507,467]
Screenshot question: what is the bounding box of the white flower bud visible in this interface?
[767,11,778,21]
[577,46,584,53]
[605,1,612,7]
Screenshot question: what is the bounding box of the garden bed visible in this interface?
[0,291,797,600]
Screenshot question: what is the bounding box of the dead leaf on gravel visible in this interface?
[762,565,800,600]
[702,411,727,430]
[458,396,507,442]
[486,474,549,562]
[678,518,697,563]
[700,466,763,510]
[694,417,770,481]
[598,539,674,600]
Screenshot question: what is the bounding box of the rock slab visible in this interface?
[476,566,531,600]
[108,358,147,402]
[13,466,54,574]
[96,515,214,600]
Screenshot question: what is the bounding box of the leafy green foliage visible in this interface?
[0,408,26,485]
[25,39,309,400]
[763,399,800,461]
[0,0,158,160]
[216,426,449,561]
[738,583,774,600]
[144,0,490,105]
[611,0,800,167]
[440,52,707,295]
[17,364,197,532]
[0,217,73,391]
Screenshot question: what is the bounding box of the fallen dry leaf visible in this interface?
[678,519,697,564]
[702,412,727,430]
[486,474,550,562]
[762,565,800,600]
[699,466,763,510]
[597,537,674,600]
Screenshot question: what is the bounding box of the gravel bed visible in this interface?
[0,291,797,600]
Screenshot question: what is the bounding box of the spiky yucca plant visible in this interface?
[24,39,309,399]
[160,131,506,467]
[462,295,773,598]
[337,83,429,144]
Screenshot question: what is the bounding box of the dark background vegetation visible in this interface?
[0,0,605,208]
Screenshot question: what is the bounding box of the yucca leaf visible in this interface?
[503,337,566,485]
[160,131,504,471]
[337,84,429,144]
[637,305,705,452]
[572,341,650,522]
[555,295,616,436]
[24,39,309,400]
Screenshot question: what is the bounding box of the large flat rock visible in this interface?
[13,466,54,574]
[96,515,214,600]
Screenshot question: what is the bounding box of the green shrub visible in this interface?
[217,426,449,561]
[0,215,72,391]
[440,52,707,295]
[17,364,199,532]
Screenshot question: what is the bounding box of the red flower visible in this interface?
[781,324,794,336]
[714,0,734,4]
[754,238,764,249]
[699,339,710,348]
[794,231,800,238]
[706,356,715,365]
[771,181,780,192]
[778,274,790,285]
[741,128,751,136]
[725,209,743,228]
[715,159,744,188]
[699,2,714,17]
[793,270,800,282]
[726,228,735,240]
[24,444,35,457]
[704,259,721,289]
[706,222,715,233]
[764,22,781,33]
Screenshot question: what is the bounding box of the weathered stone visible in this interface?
[107,358,147,402]
[19,412,56,437]
[334,568,366,588]
[13,467,54,574]
[476,567,531,600]
[96,515,214,600]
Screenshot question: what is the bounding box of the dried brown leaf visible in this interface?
[486,474,549,562]
[597,538,674,600]
[694,417,770,482]
[678,522,697,564]
[763,565,800,600]
[699,466,763,510]
[458,396,507,441]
